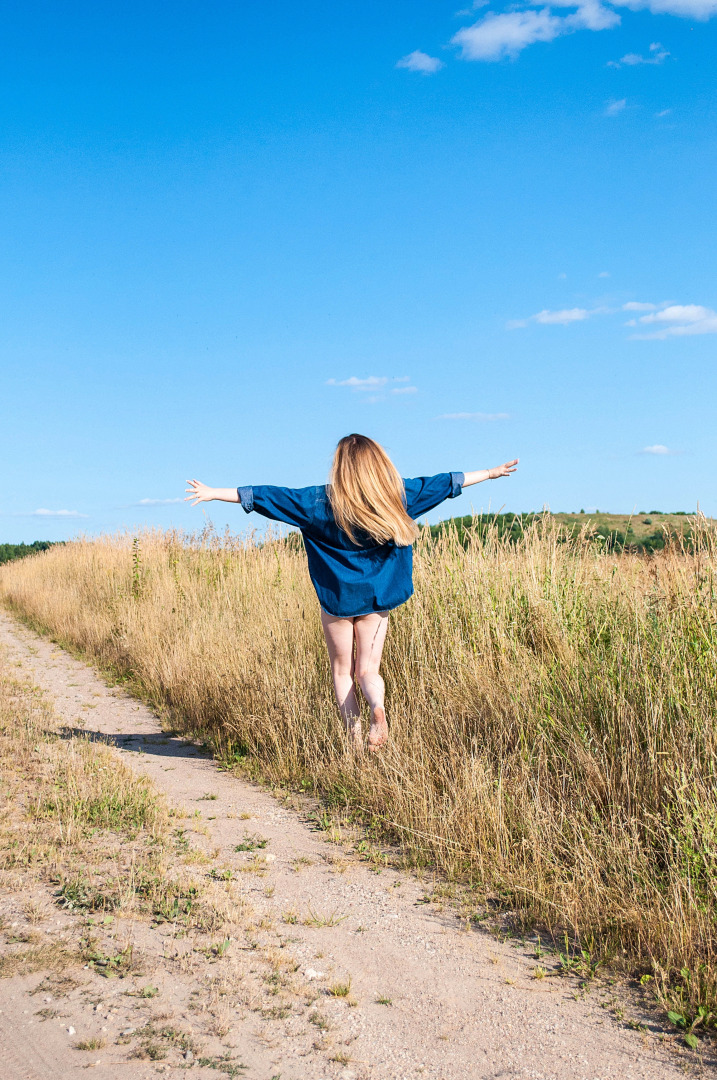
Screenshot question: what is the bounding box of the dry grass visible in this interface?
[0,940,79,978]
[0,655,171,907]
[0,651,270,1054]
[2,519,717,1033]
[0,650,236,943]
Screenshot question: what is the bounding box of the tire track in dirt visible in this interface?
[0,610,701,1080]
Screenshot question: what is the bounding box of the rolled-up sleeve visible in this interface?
[237,486,254,513]
[403,472,464,519]
[237,485,315,528]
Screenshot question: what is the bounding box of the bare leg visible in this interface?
[354,612,390,751]
[320,610,362,749]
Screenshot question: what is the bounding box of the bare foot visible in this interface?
[345,718,363,751]
[367,706,389,752]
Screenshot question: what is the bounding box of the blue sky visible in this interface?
[2,0,715,542]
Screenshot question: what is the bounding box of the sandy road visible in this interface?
[0,609,702,1080]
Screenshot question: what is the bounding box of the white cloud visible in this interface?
[509,306,597,328]
[327,375,415,396]
[510,296,717,340]
[621,0,717,17]
[27,508,88,518]
[655,108,673,117]
[605,97,627,115]
[554,0,622,29]
[509,306,591,329]
[137,498,185,506]
[537,307,591,323]
[639,304,710,323]
[396,50,444,73]
[455,0,490,14]
[598,270,611,278]
[450,1,621,61]
[640,444,678,454]
[448,0,714,65]
[629,304,717,339]
[437,411,510,421]
[451,9,566,60]
[608,41,669,65]
[327,376,387,391]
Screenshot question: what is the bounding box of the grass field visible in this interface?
[431,510,709,554]
[1,515,716,1043]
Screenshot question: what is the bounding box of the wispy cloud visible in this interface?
[639,444,680,455]
[446,0,714,65]
[23,508,88,518]
[450,1,620,62]
[627,304,717,339]
[508,306,592,328]
[437,411,510,421]
[452,9,568,61]
[508,297,717,340]
[536,307,592,323]
[327,375,417,394]
[396,50,444,73]
[655,108,673,117]
[608,41,669,66]
[598,270,611,278]
[136,498,184,506]
[626,0,716,18]
[605,97,627,116]
[327,375,388,390]
[623,301,658,311]
[455,0,490,15]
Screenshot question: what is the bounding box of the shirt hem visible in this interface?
[319,594,412,618]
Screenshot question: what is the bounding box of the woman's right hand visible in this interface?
[488,459,519,480]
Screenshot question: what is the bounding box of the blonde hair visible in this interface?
[327,434,419,547]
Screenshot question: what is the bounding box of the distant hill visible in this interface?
[429,511,709,553]
[0,541,59,565]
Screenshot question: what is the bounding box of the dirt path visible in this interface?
[0,610,701,1080]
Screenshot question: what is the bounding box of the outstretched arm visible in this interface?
[185,480,239,505]
[462,460,519,488]
[185,479,315,529]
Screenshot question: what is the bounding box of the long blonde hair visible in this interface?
[327,434,419,547]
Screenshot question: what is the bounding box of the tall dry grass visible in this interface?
[2,519,717,1026]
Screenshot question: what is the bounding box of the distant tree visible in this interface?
[0,541,59,565]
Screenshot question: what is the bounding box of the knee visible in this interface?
[356,665,381,684]
[332,662,355,682]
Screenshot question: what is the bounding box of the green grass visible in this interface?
[430,510,710,553]
[233,833,268,852]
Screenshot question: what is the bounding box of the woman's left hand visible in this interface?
[185,479,215,505]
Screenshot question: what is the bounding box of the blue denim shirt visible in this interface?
[237,472,464,617]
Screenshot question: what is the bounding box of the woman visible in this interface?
[186,434,518,751]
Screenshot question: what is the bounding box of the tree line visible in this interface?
[0,541,60,565]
